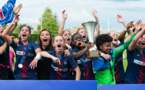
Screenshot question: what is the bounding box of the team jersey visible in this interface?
[0,38,14,79]
[115,41,125,83]
[10,40,39,79]
[93,33,136,86]
[71,47,95,80]
[48,51,78,80]
[0,38,9,67]
[124,46,145,84]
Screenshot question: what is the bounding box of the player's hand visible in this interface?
[14,38,19,44]
[13,4,22,14]
[102,54,112,60]
[29,58,38,69]
[116,14,124,23]
[51,56,60,65]
[64,50,70,57]
[62,10,67,20]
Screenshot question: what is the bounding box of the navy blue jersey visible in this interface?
[115,41,125,83]
[0,38,9,67]
[48,51,78,80]
[71,47,95,80]
[124,46,145,83]
[10,40,39,79]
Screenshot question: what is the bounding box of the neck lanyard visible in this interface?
[18,41,30,68]
[0,39,8,59]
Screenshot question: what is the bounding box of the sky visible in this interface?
[0,0,145,31]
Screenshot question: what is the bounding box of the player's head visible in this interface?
[72,33,84,48]
[108,31,118,46]
[96,34,112,54]
[53,35,65,53]
[62,30,71,45]
[18,24,32,42]
[76,26,87,42]
[137,34,145,50]
[38,29,52,48]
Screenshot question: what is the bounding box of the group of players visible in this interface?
[0,1,145,87]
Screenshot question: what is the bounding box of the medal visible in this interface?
[18,64,23,68]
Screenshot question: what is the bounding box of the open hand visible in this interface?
[92,10,98,19]
[13,4,22,14]
[29,58,38,69]
[117,14,124,23]
[62,10,67,19]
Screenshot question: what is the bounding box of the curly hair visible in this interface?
[95,34,113,51]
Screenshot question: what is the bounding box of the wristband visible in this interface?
[35,53,41,60]
[12,22,15,25]
[100,52,104,56]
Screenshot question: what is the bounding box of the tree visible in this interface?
[34,7,59,37]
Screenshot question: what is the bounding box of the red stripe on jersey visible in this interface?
[138,54,145,83]
[0,9,4,19]
[56,60,62,80]
[85,62,89,80]
[115,65,120,82]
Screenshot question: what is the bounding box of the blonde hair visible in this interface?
[76,26,86,33]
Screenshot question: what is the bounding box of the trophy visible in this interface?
[82,21,100,59]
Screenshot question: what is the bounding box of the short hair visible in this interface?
[62,30,71,35]
[71,33,82,42]
[95,34,113,51]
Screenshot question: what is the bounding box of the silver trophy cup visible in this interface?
[82,21,100,58]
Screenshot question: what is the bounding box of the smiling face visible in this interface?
[19,26,31,42]
[53,35,65,53]
[72,33,83,48]
[78,29,87,42]
[109,31,118,45]
[100,42,111,54]
[62,31,71,45]
[137,35,145,50]
[40,30,51,47]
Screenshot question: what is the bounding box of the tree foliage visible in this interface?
[34,7,59,37]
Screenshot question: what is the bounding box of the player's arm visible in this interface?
[124,21,134,42]
[74,66,81,80]
[1,14,20,45]
[58,10,67,35]
[129,20,144,51]
[92,10,100,39]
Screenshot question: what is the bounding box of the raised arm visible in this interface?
[117,14,127,28]
[124,21,134,42]
[128,20,144,51]
[92,10,100,39]
[1,14,20,45]
[8,4,22,35]
[58,10,67,35]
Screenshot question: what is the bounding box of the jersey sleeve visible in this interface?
[68,54,78,69]
[113,33,136,58]
[31,42,40,50]
[93,57,110,71]
[10,39,17,51]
